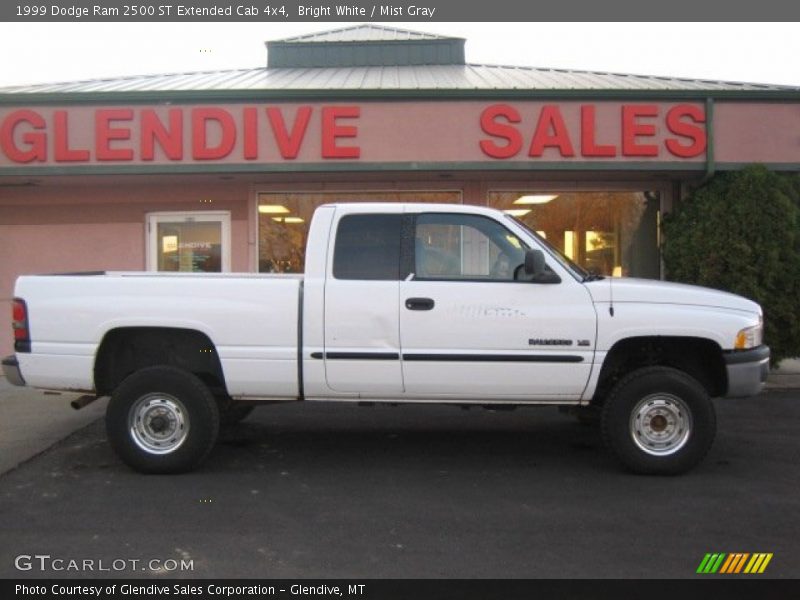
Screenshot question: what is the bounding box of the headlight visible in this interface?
[734,320,763,350]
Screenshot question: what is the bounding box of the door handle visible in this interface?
[405,297,435,311]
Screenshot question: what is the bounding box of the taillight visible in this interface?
[12,298,30,353]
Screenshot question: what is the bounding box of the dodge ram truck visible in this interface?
[2,203,770,474]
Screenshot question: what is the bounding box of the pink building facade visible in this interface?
[1,26,799,356]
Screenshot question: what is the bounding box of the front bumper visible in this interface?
[724,345,769,398]
[2,355,26,387]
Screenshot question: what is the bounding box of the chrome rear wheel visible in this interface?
[107,366,219,473]
[129,393,190,455]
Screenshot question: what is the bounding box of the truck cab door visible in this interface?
[399,212,596,401]
[321,209,405,395]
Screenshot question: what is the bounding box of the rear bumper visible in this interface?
[1,355,26,387]
[724,345,770,398]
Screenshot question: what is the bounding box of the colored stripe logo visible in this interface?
[697,553,773,574]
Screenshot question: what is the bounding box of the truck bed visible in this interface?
[15,272,303,398]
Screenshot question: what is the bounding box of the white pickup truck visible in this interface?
[3,203,769,475]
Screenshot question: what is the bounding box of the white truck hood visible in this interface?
[586,278,761,315]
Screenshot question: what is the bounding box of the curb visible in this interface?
[765,378,800,391]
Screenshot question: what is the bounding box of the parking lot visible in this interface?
[1,388,798,579]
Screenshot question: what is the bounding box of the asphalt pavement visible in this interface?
[2,358,798,477]
[0,387,798,579]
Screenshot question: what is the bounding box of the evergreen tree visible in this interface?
[662,165,800,365]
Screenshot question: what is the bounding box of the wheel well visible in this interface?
[94,327,227,397]
[593,336,727,404]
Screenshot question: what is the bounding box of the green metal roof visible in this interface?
[1,24,798,101]
[2,63,796,97]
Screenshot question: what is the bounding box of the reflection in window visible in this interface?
[156,221,222,272]
[257,191,460,273]
[488,191,660,278]
[415,214,527,281]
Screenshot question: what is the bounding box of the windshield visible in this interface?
[506,215,592,281]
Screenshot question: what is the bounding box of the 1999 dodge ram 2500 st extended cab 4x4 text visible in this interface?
[2,203,769,474]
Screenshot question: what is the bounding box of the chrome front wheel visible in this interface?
[601,367,716,475]
[629,393,693,457]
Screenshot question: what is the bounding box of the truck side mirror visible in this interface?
[524,249,546,277]
[523,249,561,284]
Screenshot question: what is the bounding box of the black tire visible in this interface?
[106,366,220,474]
[220,402,255,426]
[601,366,716,475]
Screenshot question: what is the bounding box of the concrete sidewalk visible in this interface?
[0,357,798,476]
[0,377,107,475]
[767,358,800,390]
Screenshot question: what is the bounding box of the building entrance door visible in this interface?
[146,211,231,272]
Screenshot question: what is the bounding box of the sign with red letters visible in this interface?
[0,100,795,169]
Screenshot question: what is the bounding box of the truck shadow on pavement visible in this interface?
[212,403,609,474]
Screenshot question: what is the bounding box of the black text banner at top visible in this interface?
[3,0,799,22]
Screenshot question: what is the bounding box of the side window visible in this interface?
[414,214,527,281]
[333,214,403,280]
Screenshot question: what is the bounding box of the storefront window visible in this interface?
[488,191,661,278]
[257,191,461,273]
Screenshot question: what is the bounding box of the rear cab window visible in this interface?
[332,214,403,281]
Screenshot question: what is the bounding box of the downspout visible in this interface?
[704,96,715,181]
